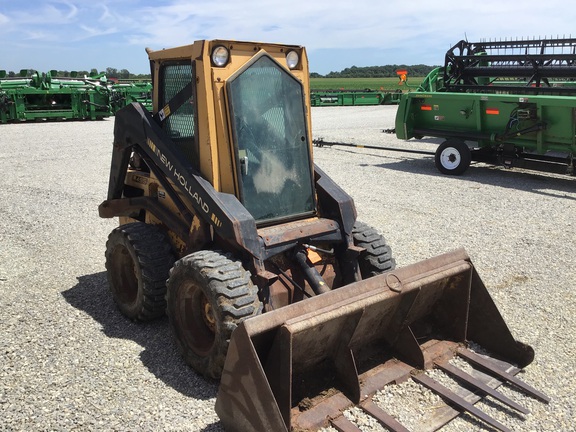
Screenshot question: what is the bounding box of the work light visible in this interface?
[286,51,299,69]
[212,46,229,67]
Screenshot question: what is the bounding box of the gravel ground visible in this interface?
[1,105,575,431]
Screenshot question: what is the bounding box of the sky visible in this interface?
[1,0,575,76]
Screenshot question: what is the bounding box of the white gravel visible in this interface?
[1,105,575,431]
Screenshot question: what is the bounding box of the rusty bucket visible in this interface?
[215,248,547,432]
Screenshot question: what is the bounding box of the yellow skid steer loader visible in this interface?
[99,40,548,431]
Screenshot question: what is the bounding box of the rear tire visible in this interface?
[352,221,395,277]
[166,250,262,379]
[105,222,175,321]
[435,139,471,175]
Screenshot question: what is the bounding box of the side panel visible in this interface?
[396,92,576,153]
[394,93,415,139]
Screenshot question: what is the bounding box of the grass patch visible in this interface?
[310,77,423,91]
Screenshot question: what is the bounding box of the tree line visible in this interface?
[2,67,151,80]
[3,64,438,80]
[311,64,439,78]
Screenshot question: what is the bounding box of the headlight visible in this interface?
[211,46,230,67]
[286,50,299,69]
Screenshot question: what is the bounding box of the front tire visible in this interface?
[166,250,262,379]
[105,222,175,321]
[435,139,471,175]
[352,221,395,277]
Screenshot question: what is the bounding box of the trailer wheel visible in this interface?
[435,139,471,175]
[352,221,395,277]
[167,250,262,379]
[105,222,175,321]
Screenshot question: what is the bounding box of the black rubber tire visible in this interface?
[105,222,175,321]
[166,250,262,379]
[434,139,471,175]
[352,221,396,278]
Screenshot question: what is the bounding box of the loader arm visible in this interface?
[100,102,262,258]
[100,102,360,261]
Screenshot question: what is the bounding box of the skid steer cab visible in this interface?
[99,40,547,431]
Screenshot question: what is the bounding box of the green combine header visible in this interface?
[395,38,576,175]
[0,70,152,124]
[310,89,403,106]
[0,70,112,123]
[109,81,152,114]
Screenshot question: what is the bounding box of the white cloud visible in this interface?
[79,25,119,38]
[116,0,575,59]
[2,0,576,73]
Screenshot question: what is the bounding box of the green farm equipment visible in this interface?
[0,70,111,123]
[310,89,403,106]
[395,38,576,175]
[109,81,153,113]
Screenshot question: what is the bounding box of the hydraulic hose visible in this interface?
[294,247,331,295]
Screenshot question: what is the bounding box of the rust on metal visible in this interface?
[435,360,530,414]
[457,348,551,403]
[258,217,339,247]
[412,373,512,432]
[330,415,362,432]
[214,249,547,432]
[361,399,411,432]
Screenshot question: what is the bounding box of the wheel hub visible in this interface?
[201,295,216,333]
[440,147,461,169]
